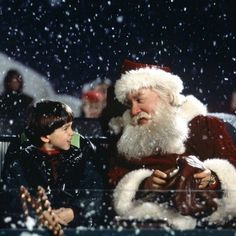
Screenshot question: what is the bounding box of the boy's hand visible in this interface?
[42,208,74,227]
[52,208,74,225]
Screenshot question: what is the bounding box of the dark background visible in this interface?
[0,0,235,112]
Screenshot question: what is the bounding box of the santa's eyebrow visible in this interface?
[136,92,146,99]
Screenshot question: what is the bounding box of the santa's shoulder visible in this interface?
[187,113,235,143]
[179,95,207,122]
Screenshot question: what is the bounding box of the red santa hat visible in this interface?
[121,58,171,74]
[115,59,185,106]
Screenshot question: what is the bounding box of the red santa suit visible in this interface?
[108,114,236,229]
[108,60,236,230]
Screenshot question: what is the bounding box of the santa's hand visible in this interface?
[194,168,211,189]
[143,170,168,189]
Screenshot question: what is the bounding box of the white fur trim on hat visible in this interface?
[108,116,124,135]
[115,67,184,104]
[113,169,196,230]
[203,158,236,224]
[108,110,131,135]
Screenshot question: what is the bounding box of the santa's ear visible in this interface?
[169,93,186,106]
[40,135,50,143]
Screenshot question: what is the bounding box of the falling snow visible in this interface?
[0,0,234,112]
[0,0,235,233]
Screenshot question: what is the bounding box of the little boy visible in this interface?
[0,100,104,228]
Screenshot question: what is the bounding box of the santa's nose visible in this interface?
[130,103,141,117]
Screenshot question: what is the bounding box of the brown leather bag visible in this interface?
[165,156,221,218]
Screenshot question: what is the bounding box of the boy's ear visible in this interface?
[40,135,50,143]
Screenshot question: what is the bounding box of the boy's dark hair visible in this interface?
[4,69,23,92]
[25,100,74,147]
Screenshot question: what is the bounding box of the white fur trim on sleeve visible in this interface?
[113,169,196,230]
[204,158,236,223]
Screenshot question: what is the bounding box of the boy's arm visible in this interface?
[1,145,28,189]
[73,135,106,227]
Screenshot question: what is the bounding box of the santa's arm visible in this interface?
[107,166,131,188]
[191,115,236,194]
[198,116,236,223]
[208,116,236,164]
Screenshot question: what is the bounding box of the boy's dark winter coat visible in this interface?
[0,136,105,228]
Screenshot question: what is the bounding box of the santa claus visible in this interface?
[107,59,236,230]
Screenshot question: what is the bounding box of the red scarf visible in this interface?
[40,148,62,182]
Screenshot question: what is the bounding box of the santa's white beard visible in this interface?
[117,102,189,160]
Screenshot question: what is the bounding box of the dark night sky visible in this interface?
[0,0,235,111]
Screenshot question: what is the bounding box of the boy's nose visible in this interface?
[69,128,74,136]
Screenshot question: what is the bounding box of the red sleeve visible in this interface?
[107,166,129,188]
[188,115,236,166]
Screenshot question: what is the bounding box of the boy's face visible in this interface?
[43,122,74,151]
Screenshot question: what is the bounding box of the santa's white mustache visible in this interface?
[131,112,152,126]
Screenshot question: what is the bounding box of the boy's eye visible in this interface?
[62,125,70,131]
